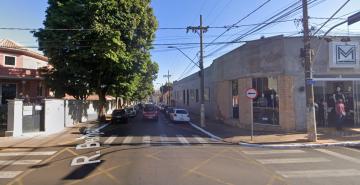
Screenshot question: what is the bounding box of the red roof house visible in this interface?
[0,39,49,104]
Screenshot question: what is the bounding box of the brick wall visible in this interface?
[278,75,296,131]
[214,81,231,121]
[238,78,252,126]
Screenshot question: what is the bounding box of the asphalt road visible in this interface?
[1,113,360,185]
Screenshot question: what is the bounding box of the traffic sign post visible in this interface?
[245,88,258,141]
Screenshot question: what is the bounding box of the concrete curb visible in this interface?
[188,122,223,141]
[188,121,360,148]
[239,141,360,149]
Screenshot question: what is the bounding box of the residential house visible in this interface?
[0,39,49,105]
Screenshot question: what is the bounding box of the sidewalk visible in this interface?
[0,121,101,148]
[189,113,360,146]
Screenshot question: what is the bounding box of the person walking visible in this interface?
[335,99,346,130]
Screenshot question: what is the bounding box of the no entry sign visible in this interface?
[245,88,258,99]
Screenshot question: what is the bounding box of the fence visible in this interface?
[0,106,7,136]
[5,99,116,137]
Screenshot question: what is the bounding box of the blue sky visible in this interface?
[1,0,359,89]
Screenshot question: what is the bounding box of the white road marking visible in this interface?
[193,135,207,144]
[122,136,133,144]
[277,169,360,178]
[1,148,32,152]
[160,135,168,144]
[344,147,360,154]
[315,149,360,164]
[0,160,42,165]
[0,171,23,178]
[176,135,189,145]
[0,151,57,156]
[104,136,117,145]
[143,136,151,144]
[257,157,330,164]
[242,150,305,155]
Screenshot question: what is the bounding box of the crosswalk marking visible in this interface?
[1,148,32,152]
[143,136,151,144]
[315,149,360,164]
[193,135,207,144]
[0,171,23,178]
[257,157,330,164]
[0,151,57,157]
[0,160,42,165]
[176,135,189,145]
[104,136,117,145]
[122,136,133,144]
[277,169,360,178]
[242,150,305,155]
[160,135,168,144]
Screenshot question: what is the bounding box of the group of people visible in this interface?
[315,86,347,130]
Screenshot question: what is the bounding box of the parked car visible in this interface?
[125,107,137,118]
[167,108,175,119]
[142,104,159,121]
[111,109,128,124]
[170,109,190,123]
[165,106,173,115]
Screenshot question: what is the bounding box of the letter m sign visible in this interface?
[336,45,356,65]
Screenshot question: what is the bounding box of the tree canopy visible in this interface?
[34,0,158,118]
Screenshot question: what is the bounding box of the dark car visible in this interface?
[142,104,158,121]
[111,109,128,124]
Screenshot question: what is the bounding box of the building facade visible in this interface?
[0,39,48,105]
[173,35,360,132]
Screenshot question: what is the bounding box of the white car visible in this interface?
[170,109,190,122]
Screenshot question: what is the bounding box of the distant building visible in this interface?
[0,39,49,105]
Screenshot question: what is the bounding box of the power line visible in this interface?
[204,0,272,49]
[205,0,325,58]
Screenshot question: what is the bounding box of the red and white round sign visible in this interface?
[245,88,258,99]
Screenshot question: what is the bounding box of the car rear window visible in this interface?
[176,110,187,114]
[144,106,155,111]
[113,110,126,115]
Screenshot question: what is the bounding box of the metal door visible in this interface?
[22,103,44,133]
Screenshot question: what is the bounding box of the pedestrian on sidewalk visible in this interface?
[335,99,346,130]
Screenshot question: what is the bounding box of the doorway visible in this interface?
[314,80,359,127]
[1,84,16,104]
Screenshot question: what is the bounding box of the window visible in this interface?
[4,56,16,66]
[232,80,239,118]
[252,77,279,125]
[195,89,199,102]
[186,89,189,105]
[183,90,185,104]
[204,88,210,101]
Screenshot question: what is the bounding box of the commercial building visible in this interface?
[173,35,360,132]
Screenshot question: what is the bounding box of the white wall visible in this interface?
[44,99,64,134]
[22,56,47,69]
[64,100,116,127]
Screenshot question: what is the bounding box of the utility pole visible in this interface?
[187,15,208,127]
[302,0,317,142]
[163,70,172,105]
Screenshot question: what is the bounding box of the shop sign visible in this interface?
[23,106,33,116]
[330,42,359,68]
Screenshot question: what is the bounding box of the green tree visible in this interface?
[34,0,158,120]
